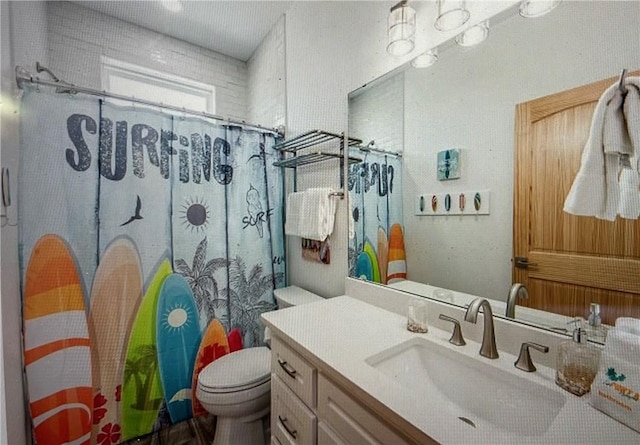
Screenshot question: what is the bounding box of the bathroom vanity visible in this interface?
[261,291,640,445]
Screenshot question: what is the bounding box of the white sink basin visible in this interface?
[365,337,566,437]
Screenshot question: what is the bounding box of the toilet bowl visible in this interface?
[197,286,324,445]
[197,347,271,445]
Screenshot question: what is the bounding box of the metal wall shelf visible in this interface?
[274,129,362,154]
[274,129,363,199]
[273,152,362,168]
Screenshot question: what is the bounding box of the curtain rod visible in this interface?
[14,66,284,137]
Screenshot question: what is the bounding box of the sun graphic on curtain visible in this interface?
[161,303,194,333]
[180,197,210,232]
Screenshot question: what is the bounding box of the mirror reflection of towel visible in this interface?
[564,76,640,220]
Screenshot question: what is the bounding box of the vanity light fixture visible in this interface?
[411,48,438,68]
[434,0,470,32]
[387,0,417,57]
[455,20,489,47]
[160,0,184,13]
[519,0,561,18]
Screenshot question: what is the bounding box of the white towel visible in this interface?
[619,83,640,219]
[604,328,640,364]
[591,326,640,433]
[285,188,337,241]
[564,76,640,221]
[284,191,304,237]
[616,317,640,336]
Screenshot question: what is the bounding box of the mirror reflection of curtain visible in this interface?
[18,86,284,444]
[348,149,404,284]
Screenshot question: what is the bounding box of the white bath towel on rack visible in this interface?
[285,188,337,241]
[564,75,640,221]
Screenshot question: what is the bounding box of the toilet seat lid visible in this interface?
[198,346,271,392]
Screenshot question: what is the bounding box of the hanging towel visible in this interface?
[564,76,640,221]
[285,188,337,241]
[619,82,640,219]
[285,190,304,236]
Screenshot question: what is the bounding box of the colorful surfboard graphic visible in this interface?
[387,224,407,283]
[156,274,202,423]
[89,238,143,445]
[121,259,172,441]
[363,240,381,283]
[23,234,93,445]
[227,328,244,353]
[377,227,389,285]
[355,252,373,281]
[192,319,230,417]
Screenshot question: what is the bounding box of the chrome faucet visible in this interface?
[464,298,499,359]
[505,283,529,319]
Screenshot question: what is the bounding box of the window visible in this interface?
[100,56,215,113]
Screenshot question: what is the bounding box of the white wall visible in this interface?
[1,2,50,443]
[248,15,286,129]
[403,1,640,301]
[283,1,398,297]
[47,1,249,121]
[348,73,404,155]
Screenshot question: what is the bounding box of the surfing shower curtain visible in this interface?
[18,86,285,445]
[348,150,405,284]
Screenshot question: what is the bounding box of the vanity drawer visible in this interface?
[271,336,316,407]
[271,375,317,445]
[317,374,410,445]
[318,421,345,445]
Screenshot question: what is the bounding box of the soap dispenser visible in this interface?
[555,319,601,396]
[588,303,602,327]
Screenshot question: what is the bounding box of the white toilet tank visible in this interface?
[264,286,324,347]
[273,285,324,308]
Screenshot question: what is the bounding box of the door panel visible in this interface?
[514,72,640,325]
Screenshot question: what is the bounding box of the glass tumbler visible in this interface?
[407,299,428,333]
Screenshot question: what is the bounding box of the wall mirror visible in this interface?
[347,0,640,343]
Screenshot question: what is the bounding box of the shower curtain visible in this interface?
[18,86,285,445]
[348,149,405,284]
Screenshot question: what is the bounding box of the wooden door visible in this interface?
[514,73,640,325]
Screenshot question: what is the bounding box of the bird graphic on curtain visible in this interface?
[121,195,143,226]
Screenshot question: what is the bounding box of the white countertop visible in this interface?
[261,295,640,445]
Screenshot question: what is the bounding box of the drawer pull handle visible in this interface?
[277,359,297,379]
[278,415,298,439]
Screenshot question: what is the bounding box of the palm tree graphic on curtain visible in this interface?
[123,345,161,410]
[175,238,228,329]
[223,257,282,346]
[176,237,282,346]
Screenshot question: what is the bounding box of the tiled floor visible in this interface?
[120,415,216,445]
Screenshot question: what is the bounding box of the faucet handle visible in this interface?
[514,342,549,372]
[438,314,466,346]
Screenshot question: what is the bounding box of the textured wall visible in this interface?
[247,15,286,129]
[348,73,404,154]
[46,1,248,121]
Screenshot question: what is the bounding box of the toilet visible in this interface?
[196,286,324,445]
